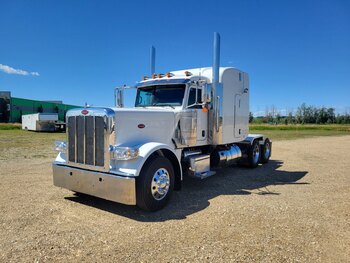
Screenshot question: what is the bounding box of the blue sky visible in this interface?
[0,0,349,115]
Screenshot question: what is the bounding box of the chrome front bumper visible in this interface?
[52,164,136,205]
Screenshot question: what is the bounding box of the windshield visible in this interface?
[135,84,186,107]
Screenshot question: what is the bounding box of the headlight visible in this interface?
[110,146,139,160]
[55,141,67,153]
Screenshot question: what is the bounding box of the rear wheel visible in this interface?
[248,140,260,168]
[136,156,174,211]
[260,138,271,164]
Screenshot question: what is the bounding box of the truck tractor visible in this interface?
[53,33,271,211]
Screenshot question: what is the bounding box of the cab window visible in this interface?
[187,88,202,109]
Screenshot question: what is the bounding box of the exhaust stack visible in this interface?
[213,32,220,96]
[150,46,156,75]
[209,32,221,145]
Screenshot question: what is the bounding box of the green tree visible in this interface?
[249,112,254,123]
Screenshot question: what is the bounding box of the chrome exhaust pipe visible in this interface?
[150,46,156,75]
[209,32,221,145]
[213,32,220,95]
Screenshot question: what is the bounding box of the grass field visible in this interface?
[0,129,65,161]
[0,123,21,130]
[249,124,350,140]
[1,124,350,154]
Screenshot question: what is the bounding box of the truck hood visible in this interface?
[112,106,181,114]
[112,107,178,147]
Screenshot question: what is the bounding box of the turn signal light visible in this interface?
[54,141,67,153]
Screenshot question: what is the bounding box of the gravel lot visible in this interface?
[0,135,349,262]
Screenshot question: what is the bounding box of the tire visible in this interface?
[136,156,174,211]
[260,138,271,164]
[248,140,260,168]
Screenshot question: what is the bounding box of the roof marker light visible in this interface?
[184,71,192,77]
[151,73,156,79]
[166,72,174,78]
[157,73,164,78]
[143,76,148,80]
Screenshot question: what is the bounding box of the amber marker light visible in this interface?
[166,72,174,78]
[184,71,192,77]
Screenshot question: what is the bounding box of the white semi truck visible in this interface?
[53,33,271,211]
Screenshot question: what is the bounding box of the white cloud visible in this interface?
[0,64,40,76]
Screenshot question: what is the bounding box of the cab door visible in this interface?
[187,87,207,144]
[234,94,243,137]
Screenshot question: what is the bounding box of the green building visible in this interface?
[0,91,80,123]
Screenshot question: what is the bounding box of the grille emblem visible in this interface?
[138,124,145,129]
[81,109,89,115]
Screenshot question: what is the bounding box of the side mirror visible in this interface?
[115,85,137,107]
[117,89,124,108]
[202,84,212,104]
[114,86,125,108]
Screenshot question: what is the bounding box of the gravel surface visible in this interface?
[0,135,349,262]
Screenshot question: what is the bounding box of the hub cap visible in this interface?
[253,143,260,164]
[151,168,170,201]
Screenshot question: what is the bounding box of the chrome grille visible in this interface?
[68,115,105,167]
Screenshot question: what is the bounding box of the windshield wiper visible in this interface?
[152,103,175,109]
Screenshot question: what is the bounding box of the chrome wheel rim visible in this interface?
[151,168,170,201]
[253,143,260,164]
[264,142,271,159]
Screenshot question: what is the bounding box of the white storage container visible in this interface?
[22,113,58,131]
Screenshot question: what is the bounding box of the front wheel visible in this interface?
[136,156,174,211]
